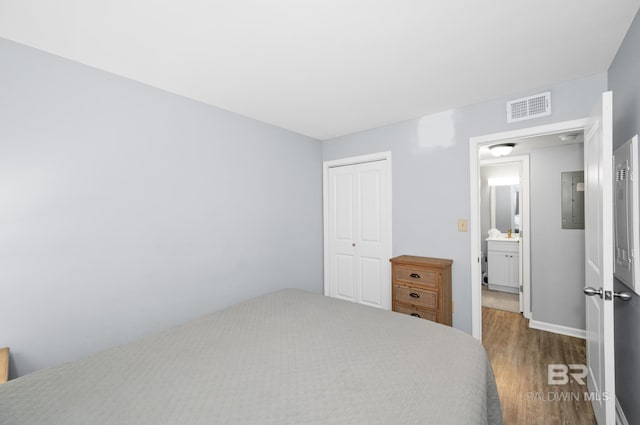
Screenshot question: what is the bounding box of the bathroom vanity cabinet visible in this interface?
[487,239,519,293]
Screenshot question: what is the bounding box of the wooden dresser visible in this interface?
[390,255,453,326]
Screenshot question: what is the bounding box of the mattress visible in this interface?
[0,289,503,424]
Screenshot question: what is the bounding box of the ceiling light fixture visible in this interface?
[489,143,515,157]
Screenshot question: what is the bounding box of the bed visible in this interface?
[0,289,503,424]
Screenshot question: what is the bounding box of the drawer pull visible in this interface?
[410,313,421,318]
[409,292,420,298]
[410,273,421,278]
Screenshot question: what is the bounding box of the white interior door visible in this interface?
[583,91,615,424]
[326,158,391,309]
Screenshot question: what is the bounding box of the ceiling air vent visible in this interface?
[506,92,551,123]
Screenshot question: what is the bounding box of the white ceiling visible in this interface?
[1,1,638,140]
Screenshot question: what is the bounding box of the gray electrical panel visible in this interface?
[614,135,640,295]
[561,171,584,229]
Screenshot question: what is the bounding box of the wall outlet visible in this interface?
[458,218,468,232]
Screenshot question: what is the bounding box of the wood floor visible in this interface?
[482,307,597,425]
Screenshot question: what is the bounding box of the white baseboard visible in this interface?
[488,283,519,294]
[528,319,586,339]
[617,397,630,425]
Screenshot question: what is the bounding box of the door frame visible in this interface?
[323,151,393,306]
[480,155,530,316]
[469,119,587,339]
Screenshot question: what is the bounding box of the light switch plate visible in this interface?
[458,218,468,232]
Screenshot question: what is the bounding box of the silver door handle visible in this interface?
[614,291,632,301]
[584,287,603,298]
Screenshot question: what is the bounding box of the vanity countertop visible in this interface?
[485,236,520,242]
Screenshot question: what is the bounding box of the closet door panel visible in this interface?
[326,158,391,310]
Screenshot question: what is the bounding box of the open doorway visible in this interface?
[480,156,529,315]
[469,119,588,340]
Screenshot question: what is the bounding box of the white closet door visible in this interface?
[327,159,390,309]
[328,165,357,302]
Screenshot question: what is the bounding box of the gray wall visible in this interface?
[608,9,640,425]
[323,73,607,332]
[529,143,584,329]
[0,38,323,378]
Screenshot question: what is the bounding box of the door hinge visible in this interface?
[604,290,613,301]
[520,285,523,293]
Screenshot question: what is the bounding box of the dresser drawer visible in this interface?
[394,266,437,288]
[394,303,438,322]
[394,285,438,309]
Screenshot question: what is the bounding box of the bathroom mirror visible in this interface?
[491,184,519,233]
